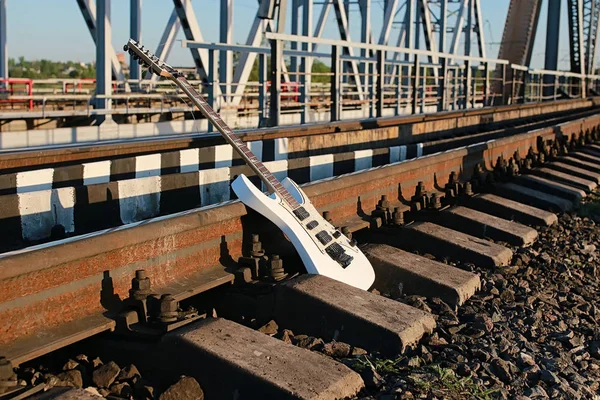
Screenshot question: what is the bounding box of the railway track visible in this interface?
[1,107,600,398]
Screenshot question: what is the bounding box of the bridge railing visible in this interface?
[3,33,600,129]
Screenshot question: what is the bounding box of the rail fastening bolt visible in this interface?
[341,226,352,240]
[430,193,442,210]
[129,269,151,301]
[158,294,179,323]
[392,207,405,225]
[463,182,473,196]
[250,234,265,258]
[269,254,286,281]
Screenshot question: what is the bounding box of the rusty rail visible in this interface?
[0,111,599,366]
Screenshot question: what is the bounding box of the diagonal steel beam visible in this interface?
[149,8,181,81]
[473,0,486,58]
[378,0,399,45]
[76,0,124,81]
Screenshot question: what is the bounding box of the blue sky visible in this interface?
[5,0,575,69]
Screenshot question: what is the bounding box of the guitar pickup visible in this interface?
[315,230,333,245]
[306,220,319,230]
[293,207,310,221]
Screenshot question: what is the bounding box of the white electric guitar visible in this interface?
[124,39,375,290]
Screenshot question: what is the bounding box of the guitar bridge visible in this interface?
[325,243,354,268]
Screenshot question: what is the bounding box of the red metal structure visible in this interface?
[0,78,33,110]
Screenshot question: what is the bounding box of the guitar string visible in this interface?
[140,46,299,209]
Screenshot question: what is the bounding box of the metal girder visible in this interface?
[583,0,600,73]
[496,0,542,67]
[130,0,142,83]
[0,0,6,81]
[95,0,112,118]
[220,0,233,101]
[568,0,586,74]
[149,9,180,81]
[449,0,466,60]
[473,0,486,58]
[75,0,125,81]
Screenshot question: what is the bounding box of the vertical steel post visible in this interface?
[331,45,341,121]
[376,50,385,117]
[412,56,420,114]
[404,0,414,60]
[96,0,112,122]
[396,63,402,115]
[465,0,472,57]
[208,49,219,132]
[301,0,313,121]
[0,0,7,83]
[359,0,371,85]
[269,39,282,127]
[463,60,471,108]
[544,0,561,99]
[484,62,490,106]
[258,53,268,127]
[439,0,447,53]
[438,58,447,112]
[220,0,233,103]
[129,0,142,88]
[501,64,507,105]
[290,0,300,80]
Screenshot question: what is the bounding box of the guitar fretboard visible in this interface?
[174,77,300,209]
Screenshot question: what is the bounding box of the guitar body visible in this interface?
[232,174,375,290]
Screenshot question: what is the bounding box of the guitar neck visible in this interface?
[173,76,300,209]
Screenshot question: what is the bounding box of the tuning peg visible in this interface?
[123,45,129,52]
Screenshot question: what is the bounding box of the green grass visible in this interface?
[347,356,498,399]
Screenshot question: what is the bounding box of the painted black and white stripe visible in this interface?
[0,140,426,245]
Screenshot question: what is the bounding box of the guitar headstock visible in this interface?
[123,39,181,79]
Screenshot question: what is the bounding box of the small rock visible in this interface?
[56,370,83,389]
[518,352,536,367]
[159,376,204,400]
[110,382,133,398]
[277,329,294,344]
[293,336,324,351]
[117,364,141,381]
[351,347,368,357]
[360,367,383,389]
[540,369,560,385]
[473,314,494,333]
[91,357,103,368]
[258,320,279,335]
[92,361,120,388]
[321,342,352,358]
[62,359,80,371]
[491,358,513,383]
[589,341,600,358]
[456,362,471,377]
